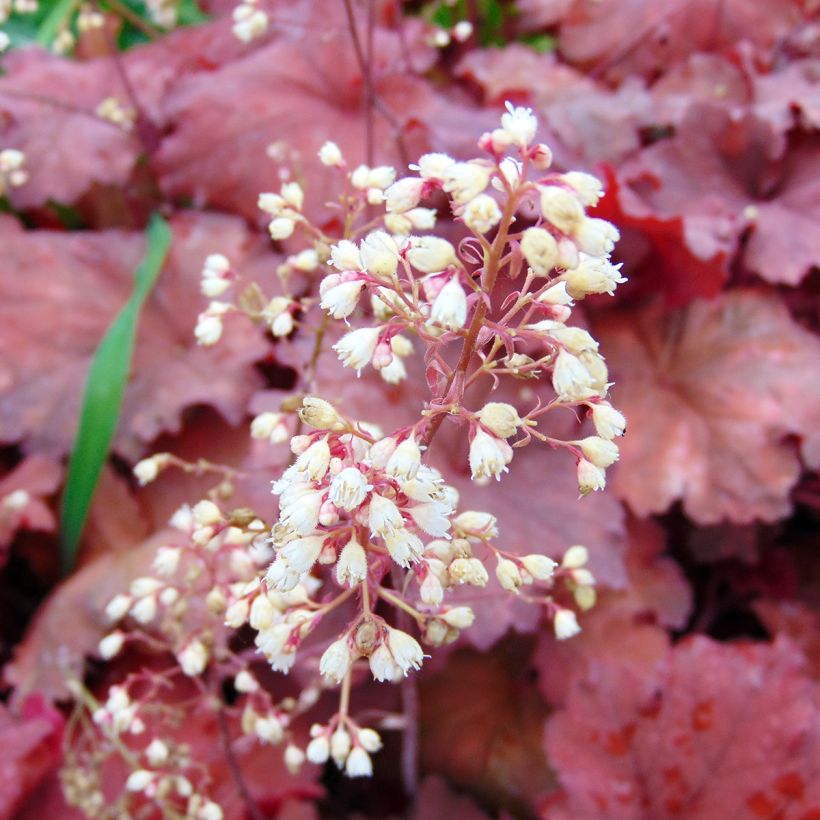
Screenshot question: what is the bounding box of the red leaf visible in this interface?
[0,212,270,459]
[599,289,820,523]
[544,636,820,820]
[0,698,64,818]
[555,0,808,82]
[155,2,489,221]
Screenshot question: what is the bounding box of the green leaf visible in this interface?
[35,0,76,45]
[59,213,172,572]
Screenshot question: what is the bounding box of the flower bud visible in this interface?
[359,231,399,279]
[577,458,606,495]
[589,402,626,439]
[521,554,557,581]
[553,608,581,640]
[407,236,457,273]
[319,141,344,167]
[477,402,521,439]
[539,185,585,233]
[299,397,344,430]
[430,276,468,330]
[561,544,589,569]
[385,177,424,213]
[463,193,502,234]
[521,227,559,275]
[496,557,523,592]
[98,631,125,659]
[561,172,603,206]
[576,436,619,468]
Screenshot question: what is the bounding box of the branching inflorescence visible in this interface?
[66,104,626,816]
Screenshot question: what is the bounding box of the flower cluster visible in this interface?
[75,101,626,803]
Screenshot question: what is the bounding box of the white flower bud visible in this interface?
[178,639,209,676]
[385,177,423,213]
[320,279,364,319]
[577,458,606,495]
[562,545,589,569]
[284,744,306,773]
[561,172,604,207]
[268,217,296,241]
[319,141,344,167]
[359,231,399,279]
[152,546,181,576]
[331,726,352,766]
[407,236,457,273]
[521,227,559,275]
[98,631,125,659]
[357,727,382,752]
[420,572,443,606]
[224,597,250,628]
[477,402,521,439]
[496,557,523,592]
[439,606,474,629]
[564,254,627,298]
[539,185,585,233]
[125,769,154,792]
[249,594,276,630]
[576,436,619,468]
[105,593,132,622]
[295,438,331,481]
[306,735,330,764]
[430,276,468,331]
[195,313,223,346]
[299,397,344,430]
[443,162,491,204]
[346,747,373,777]
[319,639,353,684]
[255,714,284,743]
[291,248,318,271]
[193,500,222,527]
[449,557,489,587]
[368,493,404,537]
[463,193,502,234]
[145,738,169,766]
[573,217,619,257]
[369,643,401,682]
[280,182,304,210]
[469,427,513,481]
[251,412,288,444]
[521,553,557,581]
[589,402,626,439]
[552,349,596,402]
[538,281,574,306]
[386,437,422,480]
[387,628,425,674]
[234,670,259,693]
[500,101,538,147]
[415,152,455,179]
[453,510,498,539]
[330,239,362,271]
[334,326,381,374]
[336,535,369,586]
[554,608,581,640]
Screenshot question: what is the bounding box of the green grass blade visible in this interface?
[60,213,172,572]
[35,0,77,46]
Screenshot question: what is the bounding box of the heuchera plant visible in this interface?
[62,103,626,816]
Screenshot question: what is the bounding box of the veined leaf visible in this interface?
[59,213,172,572]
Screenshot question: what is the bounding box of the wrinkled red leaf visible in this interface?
[611,102,820,288]
[156,2,489,221]
[599,289,820,524]
[420,645,553,814]
[0,21,244,211]
[0,696,64,817]
[544,636,820,820]
[555,0,808,82]
[0,212,271,460]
